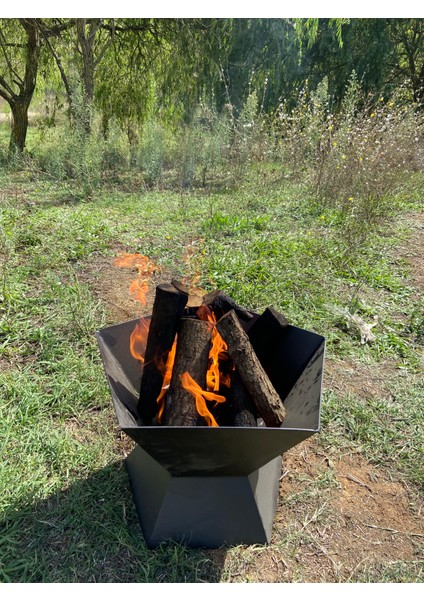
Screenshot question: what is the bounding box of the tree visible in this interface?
[387,19,424,104]
[36,18,117,133]
[211,19,301,113]
[0,19,41,154]
[298,19,393,104]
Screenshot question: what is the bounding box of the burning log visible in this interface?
[230,371,257,427]
[137,282,188,423]
[163,318,214,426]
[202,289,256,324]
[171,279,190,296]
[216,310,286,427]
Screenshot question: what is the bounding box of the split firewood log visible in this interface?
[162,318,212,426]
[216,310,286,427]
[137,282,188,423]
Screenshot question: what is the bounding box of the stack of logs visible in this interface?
[137,280,288,428]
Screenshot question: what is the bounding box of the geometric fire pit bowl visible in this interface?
[96,316,325,548]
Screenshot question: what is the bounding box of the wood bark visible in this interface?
[171,279,189,296]
[202,289,256,324]
[9,99,30,154]
[230,371,257,427]
[216,310,286,427]
[163,318,212,426]
[137,282,188,423]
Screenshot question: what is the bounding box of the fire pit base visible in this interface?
[126,444,281,549]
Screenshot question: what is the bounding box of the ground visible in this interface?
[80,213,424,582]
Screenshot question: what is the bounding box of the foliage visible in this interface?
[2,18,424,158]
[276,75,423,234]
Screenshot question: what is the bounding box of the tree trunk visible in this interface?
[9,99,30,155]
[0,19,41,157]
[76,19,97,134]
[127,121,139,167]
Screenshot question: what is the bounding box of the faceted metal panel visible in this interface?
[126,444,282,548]
[96,317,325,477]
[96,315,325,547]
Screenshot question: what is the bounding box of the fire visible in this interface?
[179,372,226,427]
[116,253,232,426]
[156,338,177,423]
[114,253,155,272]
[129,318,150,363]
[129,279,149,305]
[196,305,229,392]
[114,252,157,306]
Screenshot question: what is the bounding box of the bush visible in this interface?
[316,80,423,215]
[277,74,423,224]
[138,119,171,187]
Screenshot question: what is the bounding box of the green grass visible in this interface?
[321,378,424,487]
[0,161,423,582]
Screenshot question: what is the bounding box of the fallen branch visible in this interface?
[364,523,424,538]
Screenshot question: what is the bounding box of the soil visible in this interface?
[82,216,424,582]
[403,212,424,295]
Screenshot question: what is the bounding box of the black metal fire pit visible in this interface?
[96,316,324,548]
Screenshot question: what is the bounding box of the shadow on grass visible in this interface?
[0,460,227,583]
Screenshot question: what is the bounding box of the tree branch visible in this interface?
[0,77,14,104]
[35,19,73,107]
[0,28,23,91]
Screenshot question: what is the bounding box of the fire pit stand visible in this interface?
[96,317,325,549]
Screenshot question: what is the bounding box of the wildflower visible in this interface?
[332,141,337,147]
[320,215,325,221]
[341,154,346,160]
[348,197,354,202]
[370,112,375,117]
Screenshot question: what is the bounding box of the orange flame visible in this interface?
[179,372,226,427]
[114,252,157,306]
[114,253,154,272]
[129,279,149,305]
[196,305,229,392]
[130,318,150,363]
[155,338,177,423]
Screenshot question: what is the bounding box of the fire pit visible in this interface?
[96,285,325,549]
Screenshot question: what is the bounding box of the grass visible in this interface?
[0,157,423,582]
[321,378,424,487]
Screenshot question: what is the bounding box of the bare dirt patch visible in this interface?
[275,439,422,581]
[223,438,422,583]
[401,212,424,294]
[80,249,206,325]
